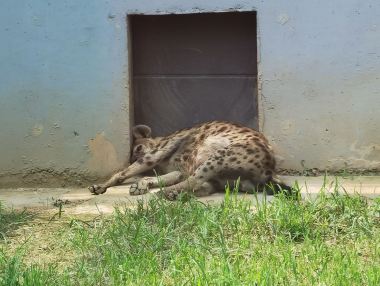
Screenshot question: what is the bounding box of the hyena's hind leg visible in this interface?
[159,156,224,200]
[129,171,183,195]
[160,144,278,200]
[161,179,218,200]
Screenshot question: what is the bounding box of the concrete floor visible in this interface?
[0,176,379,215]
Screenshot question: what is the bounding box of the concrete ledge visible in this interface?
[0,176,379,215]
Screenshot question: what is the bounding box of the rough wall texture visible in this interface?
[0,0,379,187]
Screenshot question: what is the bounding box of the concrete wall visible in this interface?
[0,0,379,187]
[0,1,130,186]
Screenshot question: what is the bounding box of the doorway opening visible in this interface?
[129,11,258,136]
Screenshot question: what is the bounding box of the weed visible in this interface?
[0,202,30,240]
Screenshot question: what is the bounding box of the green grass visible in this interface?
[0,185,379,285]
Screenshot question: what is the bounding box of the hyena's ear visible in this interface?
[132,125,152,139]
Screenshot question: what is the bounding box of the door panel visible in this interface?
[132,12,257,76]
[134,77,257,136]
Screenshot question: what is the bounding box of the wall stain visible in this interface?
[87,133,123,175]
[31,124,44,137]
[277,13,290,25]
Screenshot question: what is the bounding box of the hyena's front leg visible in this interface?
[89,140,182,195]
[89,161,155,195]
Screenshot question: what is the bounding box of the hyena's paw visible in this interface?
[88,185,107,195]
[129,178,153,196]
[163,189,179,201]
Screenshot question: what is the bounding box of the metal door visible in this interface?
[131,12,258,136]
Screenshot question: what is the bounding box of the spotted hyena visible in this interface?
[89,121,292,200]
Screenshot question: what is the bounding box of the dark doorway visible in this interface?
[130,12,258,136]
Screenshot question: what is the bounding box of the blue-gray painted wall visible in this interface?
[0,0,379,186]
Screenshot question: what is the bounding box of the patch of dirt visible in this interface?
[1,209,102,269]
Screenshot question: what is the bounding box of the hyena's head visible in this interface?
[130,125,155,163]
